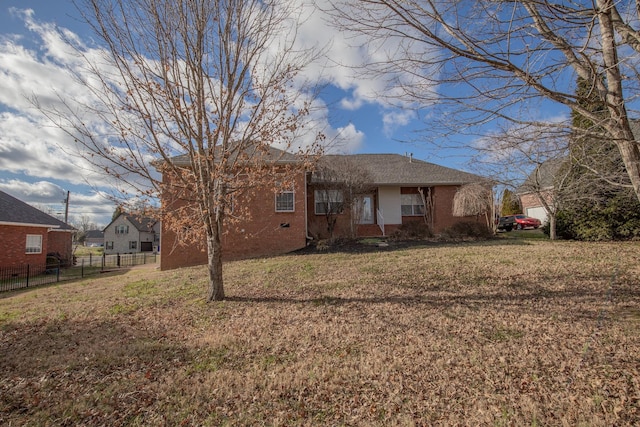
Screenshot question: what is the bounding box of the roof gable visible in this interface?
[313,154,485,186]
[518,157,567,194]
[104,212,156,233]
[85,230,104,239]
[166,145,300,167]
[0,190,74,230]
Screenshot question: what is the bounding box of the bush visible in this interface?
[315,237,357,251]
[440,221,492,239]
[390,221,433,240]
[547,192,640,241]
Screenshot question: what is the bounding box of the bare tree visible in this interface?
[452,182,494,232]
[471,123,571,239]
[71,214,99,244]
[38,0,323,301]
[311,156,374,238]
[328,0,640,204]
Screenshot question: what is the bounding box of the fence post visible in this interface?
[102,253,105,271]
[26,264,29,288]
[117,253,121,267]
[81,258,85,278]
[56,259,60,282]
[89,252,92,266]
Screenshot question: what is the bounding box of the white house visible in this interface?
[103,213,160,255]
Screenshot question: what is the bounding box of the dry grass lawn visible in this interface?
[1,239,639,426]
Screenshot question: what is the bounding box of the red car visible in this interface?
[513,214,541,230]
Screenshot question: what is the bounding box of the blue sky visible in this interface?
[0,0,567,227]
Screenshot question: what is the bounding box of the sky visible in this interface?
[0,0,567,228]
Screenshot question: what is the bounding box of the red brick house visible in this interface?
[160,152,487,270]
[517,158,566,224]
[308,154,487,239]
[0,190,75,269]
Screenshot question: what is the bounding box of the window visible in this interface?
[129,241,137,250]
[275,191,295,212]
[115,224,129,234]
[25,234,42,254]
[401,194,425,216]
[106,241,114,250]
[315,190,344,215]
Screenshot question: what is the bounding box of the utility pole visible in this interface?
[63,191,70,224]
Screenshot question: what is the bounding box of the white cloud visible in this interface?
[0,178,115,227]
[0,179,66,203]
[471,114,570,164]
[0,3,417,207]
[382,110,417,137]
[328,123,365,153]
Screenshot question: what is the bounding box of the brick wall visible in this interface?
[0,225,48,268]
[432,186,486,232]
[520,191,552,212]
[307,184,486,239]
[47,230,74,265]
[160,172,308,271]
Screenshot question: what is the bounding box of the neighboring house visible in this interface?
[517,158,566,224]
[0,190,75,268]
[160,151,487,270]
[84,229,105,247]
[103,213,160,255]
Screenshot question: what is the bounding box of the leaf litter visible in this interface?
[0,240,639,425]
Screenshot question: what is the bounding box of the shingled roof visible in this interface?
[313,154,485,186]
[0,190,74,230]
[518,157,567,194]
[166,145,300,167]
[105,213,157,232]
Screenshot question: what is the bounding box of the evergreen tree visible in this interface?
[554,77,640,240]
[501,189,521,215]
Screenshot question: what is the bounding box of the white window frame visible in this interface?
[106,241,114,250]
[275,190,295,212]
[401,194,425,216]
[129,241,137,250]
[315,189,344,215]
[25,234,43,254]
[115,224,129,234]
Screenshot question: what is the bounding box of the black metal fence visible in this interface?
[0,253,158,293]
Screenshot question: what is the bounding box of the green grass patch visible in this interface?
[123,279,158,298]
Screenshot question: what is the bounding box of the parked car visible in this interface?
[497,215,517,231]
[513,214,541,230]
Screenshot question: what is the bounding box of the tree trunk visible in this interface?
[597,0,640,204]
[548,214,557,241]
[616,138,640,204]
[206,230,224,302]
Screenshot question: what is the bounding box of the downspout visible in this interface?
[305,171,313,243]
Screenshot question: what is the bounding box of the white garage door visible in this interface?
[526,206,548,224]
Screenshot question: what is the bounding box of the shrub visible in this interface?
[440,221,492,239]
[547,192,640,241]
[390,221,432,240]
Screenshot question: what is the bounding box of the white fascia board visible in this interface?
[0,221,60,229]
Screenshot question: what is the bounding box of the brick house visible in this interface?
[0,190,75,269]
[103,213,160,255]
[160,152,487,270]
[517,158,566,224]
[308,154,488,239]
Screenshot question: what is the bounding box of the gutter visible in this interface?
[0,221,61,229]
